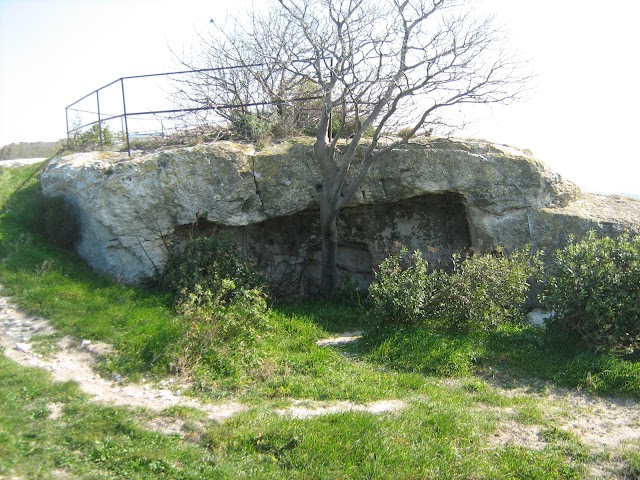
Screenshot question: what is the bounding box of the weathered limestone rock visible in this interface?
[533,193,640,256]
[40,138,639,293]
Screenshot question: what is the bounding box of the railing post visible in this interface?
[65,107,70,146]
[96,90,103,149]
[121,78,131,156]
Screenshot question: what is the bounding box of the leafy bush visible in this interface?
[369,247,542,333]
[229,112,273,143]
[542,231,640,356]
[161,234,266,303]
[170,280,271,381]
[443,248,543,332]
[369,249,444,326]
[71,124,114,151]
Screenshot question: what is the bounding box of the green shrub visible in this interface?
[542,231,640,356]
[170,280,271,380]
[368,249,444,326]
[71,124,114,151]
[229,112,272,143]
[442,248,543,332]
[161,234,265,303]
[369,247,542,333]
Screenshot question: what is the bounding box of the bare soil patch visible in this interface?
[482,375,640,452]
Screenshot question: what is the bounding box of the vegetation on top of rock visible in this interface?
[68,124,115,152]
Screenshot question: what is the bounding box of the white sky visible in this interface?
[1,0,638,194]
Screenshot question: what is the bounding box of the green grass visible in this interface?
[0,355,225,478]
[195,403,587,479]
[360,322,640,399]
[1,355,588,479]
[1,164,639,478]
[621,445,640,479]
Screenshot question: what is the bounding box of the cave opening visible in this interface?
[175,192,472,296]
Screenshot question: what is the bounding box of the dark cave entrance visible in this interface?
[223,192,472,296]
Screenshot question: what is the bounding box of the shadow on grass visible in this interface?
[273,298,370,334]
[356,322,640,400]
[484,326,640,398]
[0,169,180,377]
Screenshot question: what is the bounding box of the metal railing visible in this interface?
[66,67,236,156]
[65,64,323,156]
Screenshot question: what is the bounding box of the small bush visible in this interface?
[71,124,114,151]
[229,112,272,144]
[170,281,271,380]
[442,248,543,332]
[161,234,265,303]
[369,247,542,333]
[368,249,444,326]
[396,126,433,139]
[542,231,640,356]
[396,127,415,139]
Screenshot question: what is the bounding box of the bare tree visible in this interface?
[177,0,531,295]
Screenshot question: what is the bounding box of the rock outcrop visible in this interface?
[40,138,639,294]
[0,140,65,161]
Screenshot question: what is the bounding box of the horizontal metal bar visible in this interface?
[119,63,267,81]
[68,93,325,134]
[66,64,266,110]
[65,58,321,110]
[66,107,121,118]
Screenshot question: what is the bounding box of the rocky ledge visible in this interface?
[40,138,639,294]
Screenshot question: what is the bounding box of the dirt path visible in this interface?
[484,378,640,452]
[0,292,404,423]
[0,295,245,421]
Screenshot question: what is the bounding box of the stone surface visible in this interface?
[0,140,64,160]
[40,138,639,293]
[526,309,553,327]
[15,342,32,353]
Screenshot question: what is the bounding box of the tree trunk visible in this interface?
[319,201,338,296]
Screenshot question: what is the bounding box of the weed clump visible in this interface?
[170,280,271,382]
[69,124,115,151]
[161,234,271,383]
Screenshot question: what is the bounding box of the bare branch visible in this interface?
[173,0,532,293]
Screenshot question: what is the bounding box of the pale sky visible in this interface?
[1,0,638,194]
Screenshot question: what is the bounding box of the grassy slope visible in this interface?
[0,164,638,479]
